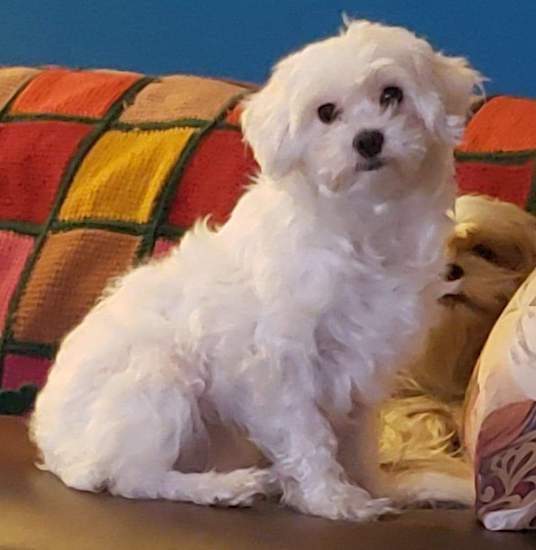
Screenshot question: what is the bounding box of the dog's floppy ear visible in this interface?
[434,53,484,118]
[416,53,484,144]
[240,59,304,179]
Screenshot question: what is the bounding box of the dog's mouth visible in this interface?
[356,158,385,172]
[439,293,468,307]
[439,293,489,315]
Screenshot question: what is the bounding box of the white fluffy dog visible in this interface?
[30,20,481,521]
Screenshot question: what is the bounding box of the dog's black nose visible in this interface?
[353,130,384,158]
[446,263,464,281]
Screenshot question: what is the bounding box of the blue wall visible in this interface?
[2,1,535,97]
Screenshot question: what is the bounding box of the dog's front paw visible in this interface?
[286,483,397,522]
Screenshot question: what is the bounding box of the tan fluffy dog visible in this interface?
[380,194,536,506]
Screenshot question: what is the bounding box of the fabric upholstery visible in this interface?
[456,96,536,211]
[0,66,256,414]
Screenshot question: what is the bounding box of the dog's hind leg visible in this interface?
[102,396,274,506]
[60,351,273,506]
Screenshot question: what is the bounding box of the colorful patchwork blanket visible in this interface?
[0,67,257,414]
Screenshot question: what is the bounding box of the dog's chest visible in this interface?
[315,262,427,404]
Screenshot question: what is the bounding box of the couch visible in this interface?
[1,66,536,547]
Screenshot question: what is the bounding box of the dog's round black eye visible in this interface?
[380,86,404,107]
[317,103,338,123]
[472,244,497,263]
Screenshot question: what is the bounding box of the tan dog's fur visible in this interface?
[380,194,536,506]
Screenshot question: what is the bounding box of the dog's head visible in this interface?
[241,20,482,194]
[415,195,536,399]
[443,195,536,315]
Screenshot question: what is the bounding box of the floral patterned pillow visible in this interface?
[465,268,536,530]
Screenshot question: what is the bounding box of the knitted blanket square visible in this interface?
[0,66,257,414]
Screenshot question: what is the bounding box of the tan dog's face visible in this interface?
[442,195,536,317]
[411,195,536,401]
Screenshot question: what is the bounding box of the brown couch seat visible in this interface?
[2,416,533,550]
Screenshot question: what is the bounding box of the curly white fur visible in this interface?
[30,20,481,521]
